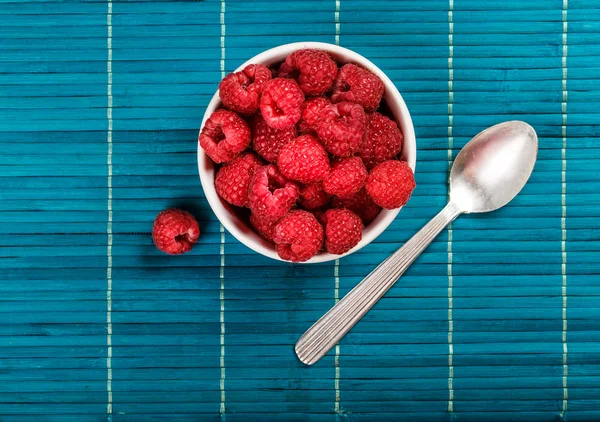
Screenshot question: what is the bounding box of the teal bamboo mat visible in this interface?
[1,0,600,421]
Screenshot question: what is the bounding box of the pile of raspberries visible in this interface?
[199,49,416,262]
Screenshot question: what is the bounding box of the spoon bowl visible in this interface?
[450,121,538,214]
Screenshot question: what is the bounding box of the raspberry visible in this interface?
[250,213,277,241]
[219,64,272,115]
[323,156,368,199]
[331,188,381,224]
[250,114,297,163]
[365,160,415,209]
[199,109,251,164]
[215,153,263,207]
[298,96,331,135]
[299,183,330,209]
[277,134,330,184]
[332,64,384,112]
[359,112,404,169]
[273,210,324,262]
[260,78,305,129]
[152,208,200,255]
[323,208,363,255]
[278,49,338,96]
[316,102,367,157]
[248,164,300,221]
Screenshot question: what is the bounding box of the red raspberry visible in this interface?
[331,188,381,224]
[359,112,404,169]
[273,210,324,262]
[199,109,251,164]
[250,213,277,241]
[278,49,338,96]
[366,160,415,209]
[250,114,297,163]
[299,183,330,209]
[323,156,368,199]
[219,64,272,115]
[214,153,263,207]
[248,164,300,222]
[298,96,331,135]
[332,64,384,112]
[152,208,200,255]
[323,208,363,255]
[316,102,367,157]
[260,78,305,129]
[277,134,330,184]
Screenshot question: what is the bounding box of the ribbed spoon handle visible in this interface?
[295,201,462,365]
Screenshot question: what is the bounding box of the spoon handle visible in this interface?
[295,201,463,365]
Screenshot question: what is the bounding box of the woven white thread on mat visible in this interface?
[447,0,454,414]
[561,0,569,417]
[220,0,227,416]
[334,1,341,417]
[106,0,114,416]
[334,261,341,416]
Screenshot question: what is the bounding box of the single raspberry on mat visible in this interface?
[219,64,272,115]
[215,152,263,207]
[359,112,404,169]
[250,114,297,163]
[250,213,277,241]
[199,109,251,164]
[278,134,330,184]
[299,183,331,209]
[323,208,363,255]
[298,96,331,135]
[260,78,305,129]
[278,49,338,96]
[248,164,300,221]
[316,102,368,157]
[273,210,324,262]
[323,156,368,199]
[331,188,381,224]
[331,63,384,112]
[152,208,200,255]
[366,160,415,209]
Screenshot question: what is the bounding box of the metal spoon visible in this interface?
[295,120,538,365]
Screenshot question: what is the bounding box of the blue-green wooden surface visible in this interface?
[1,0,599,420]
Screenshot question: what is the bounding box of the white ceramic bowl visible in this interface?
[198,42,416,263]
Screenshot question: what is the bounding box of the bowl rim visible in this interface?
[198,41,416,263]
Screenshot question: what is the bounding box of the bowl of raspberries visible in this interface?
[198,42,416,263]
